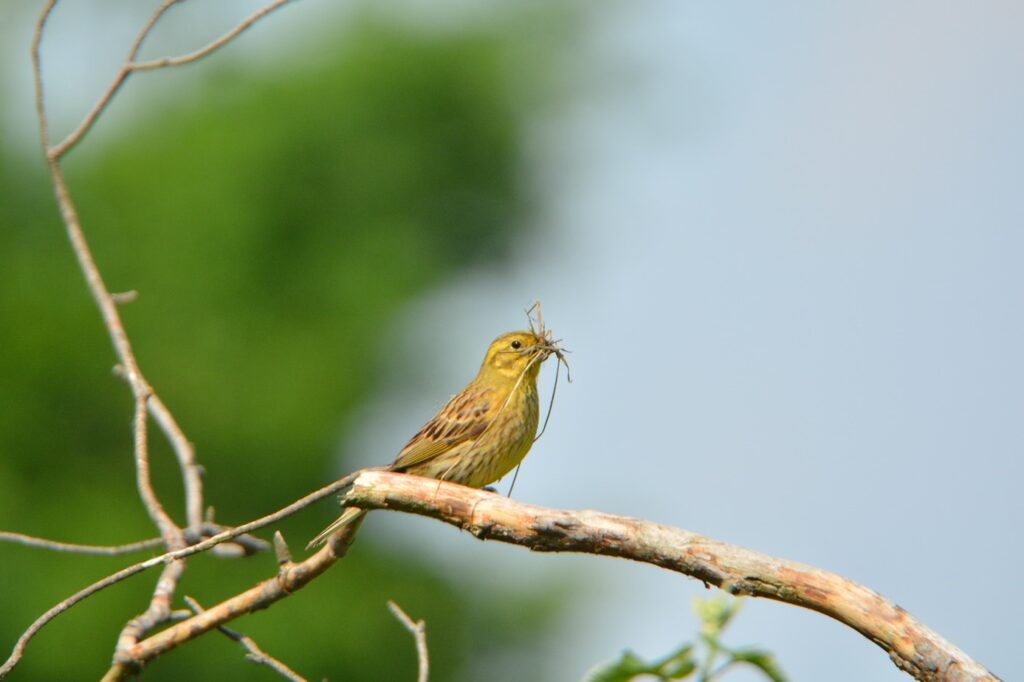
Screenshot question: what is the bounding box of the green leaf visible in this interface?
[663,658,698,679]
[657,644,696,678]
[585,645,698,682]
[728,648,788,682]
[693,595,742,637]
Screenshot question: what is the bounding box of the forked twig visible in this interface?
[50,0,298,159]
[387,601,429,682]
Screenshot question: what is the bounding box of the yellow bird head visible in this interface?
[478,330,558,384]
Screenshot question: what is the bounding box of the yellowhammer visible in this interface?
[309,325,566,548]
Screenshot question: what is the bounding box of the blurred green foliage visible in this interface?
[586,596,786,682]
[0,11,566,681]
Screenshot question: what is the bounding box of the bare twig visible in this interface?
[184,596,307,682]
[0,532,162,556]
[50,0,296,158]
[29,0,57,155]
[200,522,271,556]
[103,518,362,680]
[0,471,362,679]
[387,601,429,682]
[342,471,1000,682]
[133,396,182,545]
[149,393,203,531]
[49,0,182,158]
[131,0,297,71]
[113,560,187,664]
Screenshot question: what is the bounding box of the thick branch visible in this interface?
[343,471,1000,682]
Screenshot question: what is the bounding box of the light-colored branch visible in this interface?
[0,532,162,555]
[103,518,362,680]
[185,596,307,682]
[387,601,429,682]
[342,471,1000,682]
[0,471,362,679]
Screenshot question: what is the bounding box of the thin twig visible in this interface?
[0,532,162,555]
[126,0,181,62]
[113,560,187,661]
[185,596,307,682]
[342,471,1001,682]
[50,0,296,158]
[387,601,429,682]
[148,393,203,531]
[0,471,363,679]
[131,0,297,71]
[50,0,179,158]
[200,522,271,556]
[30,0,57,156]
[133,395,181,545]
[114,364,204,534]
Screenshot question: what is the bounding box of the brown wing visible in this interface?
[391,385,495,471]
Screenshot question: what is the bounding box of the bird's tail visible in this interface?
[306,507,367,550]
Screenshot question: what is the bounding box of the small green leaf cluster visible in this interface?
[586,596,786,682]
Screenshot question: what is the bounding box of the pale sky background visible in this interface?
[4,2,1021,681]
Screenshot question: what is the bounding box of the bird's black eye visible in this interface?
[511,339,522,349]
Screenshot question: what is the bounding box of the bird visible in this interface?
[308,328,563,549]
